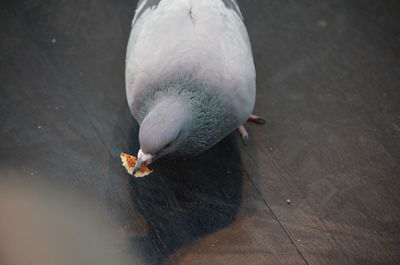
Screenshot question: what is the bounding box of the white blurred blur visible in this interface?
[0,180,142,265]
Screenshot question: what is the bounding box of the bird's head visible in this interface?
[132,96,192,173]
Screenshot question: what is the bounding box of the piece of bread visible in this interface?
[120,153,153,177]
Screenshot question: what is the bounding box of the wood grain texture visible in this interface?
[1,0,400,265]
[164,174,305,265]
[240,0,400,264]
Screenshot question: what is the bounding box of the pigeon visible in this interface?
[125,0,263,173]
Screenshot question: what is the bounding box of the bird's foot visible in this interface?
[237,125,249,145]
[237,114,265,145]
[248,114,266,124]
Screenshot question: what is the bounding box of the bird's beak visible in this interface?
[132,149,154,175]
[132,158,145,175]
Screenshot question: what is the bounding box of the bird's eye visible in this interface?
[164,142,172,148]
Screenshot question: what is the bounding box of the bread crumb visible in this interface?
[120,153,153,177]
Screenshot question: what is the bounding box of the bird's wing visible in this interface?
[221,0,243,19]
[126,0,255,123]
[132,0,242,27]
[131,0,161,27]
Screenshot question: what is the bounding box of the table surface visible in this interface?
[1,0,400,264]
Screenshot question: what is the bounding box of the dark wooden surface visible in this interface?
[1,0,400,264]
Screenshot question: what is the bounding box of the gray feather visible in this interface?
[137,75,237,156]
[126,0,255,158]
[133,0,161,26]
[222,0,243,19]
[133,0,243,27]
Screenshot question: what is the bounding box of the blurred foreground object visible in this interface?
[0,181,141,265]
